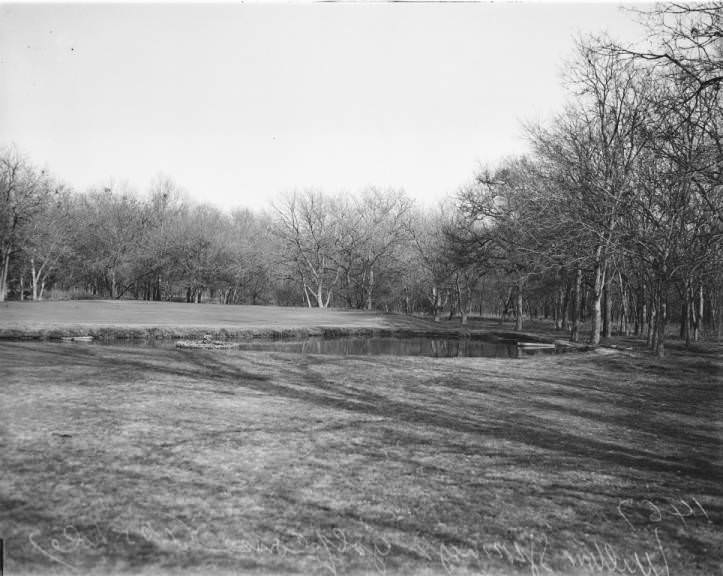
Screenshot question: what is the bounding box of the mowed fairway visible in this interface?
[0,301,437,340]
[0,303,722,575]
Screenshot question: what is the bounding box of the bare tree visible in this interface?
[272,190,343,308]
[22,186,74,300]
[0,148,50,301]
[530,40,653,344]
[407,207,456,323]
[342,188,413,310]
[453,158,563,330]
[612,3,722,98]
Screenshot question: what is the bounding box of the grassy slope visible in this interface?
[0,301,444,340]
[1,340,721,576]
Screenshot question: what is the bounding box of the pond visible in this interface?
[174,335,562,359]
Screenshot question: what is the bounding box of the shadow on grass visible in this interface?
[5,340,720,487]
[187,351,723,488]
[2,341,721,574]
[21,341,716,488]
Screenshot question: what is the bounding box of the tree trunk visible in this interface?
[110,270,118,299]
[633,298,640,336]
[655,288,667,357]
[590,256,605,345]
[647,293,656,348]
[617,271,629,336]
[500,286,513,325]
[31,258,39,301]
[462,282,472,325]
[561,285,570,332]
[154,276,162,301]
[638,283,647,337]
[366,268,374,311]
[571,267,582,342]
[0,252,9,302]
[432,285,441,323]
[515,283,523,331]
[694,284,703,341]
[448,286,456,321]
[554,282,565,330]
[603,273,612,338]
[682,284,691,345]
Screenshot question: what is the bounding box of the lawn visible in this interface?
[0,300,440,340]
[1,324,721,575]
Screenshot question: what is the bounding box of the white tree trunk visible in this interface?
[590,254,606,345]
[0,252,9,302]
[366,267,374,311]
[31,258,48,301]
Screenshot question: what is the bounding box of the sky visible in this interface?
[0,2,649,211]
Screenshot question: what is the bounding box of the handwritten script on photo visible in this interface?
[26,495,714,575]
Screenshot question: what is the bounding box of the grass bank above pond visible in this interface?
[0,340,721,575]
[0,300,454,341]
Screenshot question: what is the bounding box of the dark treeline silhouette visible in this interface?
[1,4,721,356]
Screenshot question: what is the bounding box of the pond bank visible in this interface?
[0,300,548,343]
[0,300,598,354]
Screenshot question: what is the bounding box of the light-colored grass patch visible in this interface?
[0,301,444,341]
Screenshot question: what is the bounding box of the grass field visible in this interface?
[0,300,442,340]
[1,302,721,575]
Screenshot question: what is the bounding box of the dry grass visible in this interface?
[1,338,721,576]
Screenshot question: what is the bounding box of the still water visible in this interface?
[196,335,556,359]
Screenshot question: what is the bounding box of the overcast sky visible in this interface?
[0,2,648,211]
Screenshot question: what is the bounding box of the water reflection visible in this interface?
[225,336,540,358]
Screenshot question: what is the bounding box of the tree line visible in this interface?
[1,4,721,356]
